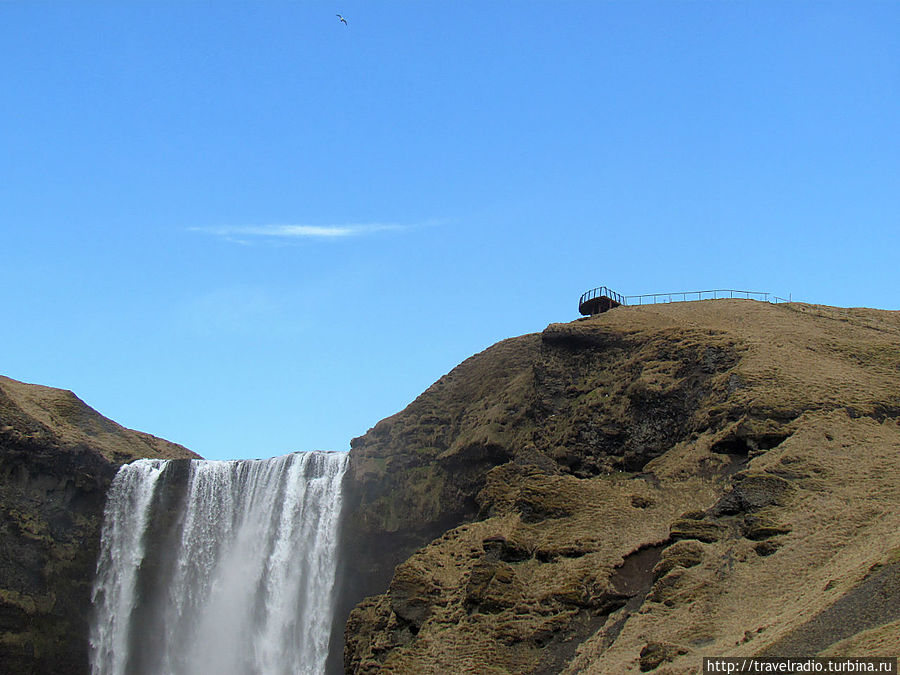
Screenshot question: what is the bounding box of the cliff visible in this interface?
[339,301,900,673]
[3,299,900,674]
[0,376,196,674]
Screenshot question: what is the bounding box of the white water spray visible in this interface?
[89,451,348,675]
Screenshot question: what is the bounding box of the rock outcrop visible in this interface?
[339,301,900,673]
[0,376,196,674]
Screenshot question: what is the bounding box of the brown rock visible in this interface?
[741,514,792,540]
[713,471,796,515]
[669,518,723,543]
[653,540,706,580]
[639,641,690,671]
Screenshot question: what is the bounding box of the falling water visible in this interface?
[89,451,348,675]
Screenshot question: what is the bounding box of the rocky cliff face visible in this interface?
[0,376,196,674]
[339,301,900,673]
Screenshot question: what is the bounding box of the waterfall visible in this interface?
[90,451,348,675]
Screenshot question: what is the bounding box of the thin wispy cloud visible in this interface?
[191,223,410,244]
[179,287,289,335]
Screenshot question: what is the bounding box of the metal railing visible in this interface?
[578,286,793,313]
[625,289,774,305]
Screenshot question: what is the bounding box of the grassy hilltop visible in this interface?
[0,376,195,674]
[339,300,900,674]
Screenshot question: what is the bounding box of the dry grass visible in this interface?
[345,301,900,673]
[0,375,196,462]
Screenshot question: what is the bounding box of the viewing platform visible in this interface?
[578,286,626,316]
[579,287,790,316]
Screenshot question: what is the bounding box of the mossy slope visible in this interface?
[340,301,900,673]
[0,376,196,674]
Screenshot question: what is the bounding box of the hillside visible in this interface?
[2,300,899,674]
[0,376,196,674]
[339,300,900,673]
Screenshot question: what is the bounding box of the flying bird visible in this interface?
[336,14,348,25]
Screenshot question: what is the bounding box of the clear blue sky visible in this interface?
[2,2,898,460]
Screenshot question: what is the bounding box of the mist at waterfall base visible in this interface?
[90,451,348,675]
